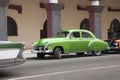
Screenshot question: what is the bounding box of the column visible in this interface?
[0,0,10,41]
[87,0,104,39]
[44,1,63,37]
[87,6,104,39]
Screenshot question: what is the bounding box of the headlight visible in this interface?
[45,41,51,48]
[32,41,38,47]
[114,42,118,46]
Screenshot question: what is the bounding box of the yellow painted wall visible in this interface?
[7,0,120,48]
[101,0,120,40]
[7,0,48,48]
[60,0,90,29]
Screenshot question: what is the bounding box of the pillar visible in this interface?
[44,3,63,37]
[0,0,10,41]
[87,6,104,39]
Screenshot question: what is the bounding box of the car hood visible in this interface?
[34,38,66,46]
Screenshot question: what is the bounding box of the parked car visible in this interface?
[32,29,109,59]
[105,39,120,53]
[0,41,25,68]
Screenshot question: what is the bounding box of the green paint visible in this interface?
[0,42,23,48]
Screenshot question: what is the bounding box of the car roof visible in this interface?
[62,29,96,38]
[62,29,91,33]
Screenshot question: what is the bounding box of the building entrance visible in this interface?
[80,18,89,30]
[108,19,120,40]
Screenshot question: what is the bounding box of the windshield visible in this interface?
[56,31,69,38]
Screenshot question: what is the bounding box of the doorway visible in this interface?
[80,18,89,30]
[40,20,47,38]
[108,19,120,39]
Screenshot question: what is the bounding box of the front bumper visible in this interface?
[31,46,53,54]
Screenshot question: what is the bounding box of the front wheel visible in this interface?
[93,51,102,56]
[37,53,45,59]
[54,47,62,59]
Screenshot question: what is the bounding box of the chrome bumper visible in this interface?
[31,46,53,54]
[31,49,53,54]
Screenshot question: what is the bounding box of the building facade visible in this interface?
[7,0,120,48]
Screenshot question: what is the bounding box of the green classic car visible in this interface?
[32,29,109,59]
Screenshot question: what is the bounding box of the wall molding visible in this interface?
[40,2,44,8]
[40,2,64,9]
[8,4,22,14]
[108,7,120,12]
[77,5,87,11]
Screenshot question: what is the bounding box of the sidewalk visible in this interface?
[23,49,37,58]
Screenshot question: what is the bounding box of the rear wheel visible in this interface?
[37,53,45,59]
[54,47,62,59]
[93,51,102,56]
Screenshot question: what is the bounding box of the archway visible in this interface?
[40,20,47,38]
[7,16,18,36]
[80,18,89,30]
[108,19,120,39]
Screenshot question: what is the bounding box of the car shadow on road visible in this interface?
[26,53,104,60]
[27,51,120,60]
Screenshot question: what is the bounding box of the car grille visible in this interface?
[35,46,45,51]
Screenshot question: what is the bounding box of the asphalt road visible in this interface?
[0,52,120,80]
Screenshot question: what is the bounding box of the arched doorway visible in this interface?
[80,18,89,30]
[40,20,47,38]
[7,16,18,36]
[108,19,120,39]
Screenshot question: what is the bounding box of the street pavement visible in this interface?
[0,50,120,80]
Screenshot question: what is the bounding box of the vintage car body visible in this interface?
[105,39,120,53]
[0,41,25,68]
[32,29,109,59]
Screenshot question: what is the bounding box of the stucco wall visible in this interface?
[60,0,90,29]
[7,0,47,48]
[7,0,120,48]
[101,0,120,40]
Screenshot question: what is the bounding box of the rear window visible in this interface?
[56,31,69,38]
[82,32,92,38]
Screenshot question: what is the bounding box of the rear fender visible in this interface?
[88,40,108,51]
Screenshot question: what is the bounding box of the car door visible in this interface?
[79,31,94,51]
[69,31,82,52]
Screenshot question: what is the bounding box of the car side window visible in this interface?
[71,32,80,38]
[56,31,69,38]
[82,32,92,38]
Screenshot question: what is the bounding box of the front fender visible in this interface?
[88,39,109,51]
[47,41,69,52]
